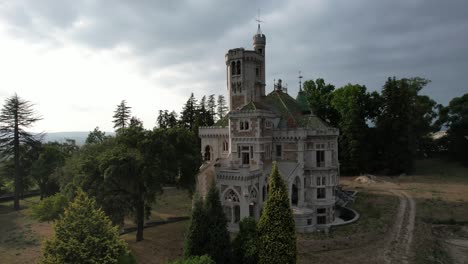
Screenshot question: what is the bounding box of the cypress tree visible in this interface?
[258,162,296,264]
[41,190,127,264]
[184,195,209,257]
[232,217,258,264]
[204,182,231,264]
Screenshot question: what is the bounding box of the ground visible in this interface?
[0,158,467,264]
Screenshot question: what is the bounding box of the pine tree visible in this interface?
[112,100,132,132]
[184,195,209,258]
[232,217,258,264]
[258,162,296,264]
[204,182,231,264]
[216,95,228,120]
[41,190,128,264]
[0,94,42,210]
[207,94,217,122]
[180,93,198,131]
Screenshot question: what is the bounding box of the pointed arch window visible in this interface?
[236,61,241,75]
[231,61,236,76]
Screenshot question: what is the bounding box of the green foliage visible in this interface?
[217,95,228,120]
[180,93,198,131]
[184,196,209,258]
[157,110,178,129]
[440,93,468,165]
[40,190,128,264]
[376,77,437,174]
[185,184,231,264]
[85,127,109,144]
[303,78,339,126]
[0,93,42,210]
[232,217,258,264]
[204,183,231,263]
[258,162,296,264]
[113,100,132,131]
[332,84,374,174]
[168,255,215,264]
[117,252,138,264]
[32,193,69,222]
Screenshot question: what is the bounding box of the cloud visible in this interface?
[0,0,467,131]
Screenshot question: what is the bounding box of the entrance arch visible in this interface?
[291,176,300,206]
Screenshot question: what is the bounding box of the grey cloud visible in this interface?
[1,0,467,105]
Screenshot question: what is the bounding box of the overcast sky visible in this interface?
[0,0,467,133]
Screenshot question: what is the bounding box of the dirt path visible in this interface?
[381,189,416,264]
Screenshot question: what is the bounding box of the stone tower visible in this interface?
[226,25,266,110]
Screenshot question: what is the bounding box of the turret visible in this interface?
[253,24,266,55]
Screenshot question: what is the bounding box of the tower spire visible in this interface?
[298,71,303,92]
[256,9,264,34]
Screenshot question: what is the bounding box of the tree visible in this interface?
[217,95,228,120]
[0,94,42,210]
[207,94,217,122]
[204,182,231,263]
[303,78,339,126]
[440,93,468,165]
[40,190,128,264]
[332,84,373,174]
[184,196,209,258]
[85,127,108,144]
[180,93,198,131]
[258,162,296,264]
[169,255,215,264]
[158,110,179,129]
[232,217,258,264]
[113,100,132,132]
[376,77,437,174]
[31,143,66,199]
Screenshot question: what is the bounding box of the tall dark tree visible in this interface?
[204,182,231,263]
[232,217,258,264]
[440,93,468,165]
[258,162,296,264]
[332,84,373,174]
[31,143,66,199]
[85,127,108,144]
[0,94,42,210]
[216,95,228,120]
[303,78,339,126]
[112,100,132,132]
[207,94,217,122]
[184,195,209,258]
[196,96,214,128]
[376,77,437,174]
[180,93,198,131]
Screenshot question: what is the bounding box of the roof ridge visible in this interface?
[274,90,296,124]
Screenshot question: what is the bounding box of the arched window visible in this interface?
[291,177,301,206]
[236,61,241,75]
[231,61,235,76]
[223,140,229,152]
[204,145,211,161]
[224,189,241,224]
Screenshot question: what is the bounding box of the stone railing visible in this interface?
[198,126,229,137]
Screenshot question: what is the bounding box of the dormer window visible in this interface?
[240,120,250,131]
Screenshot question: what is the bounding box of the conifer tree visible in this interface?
[216,95,228,120]
[207,94,217,122]
[258,162,296,264]
[112,100,132,132]
[204,182,231,264]
[0,93,42,210]
[184,195,208,258]
[232,217,258,264]
[180,93,198,131]
[41,190,128,264]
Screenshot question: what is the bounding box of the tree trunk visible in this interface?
[13,109,20,211]
[136,192,145,242]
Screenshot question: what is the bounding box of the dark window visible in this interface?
[238,146,241,158]
[249,204,255,217]
[262,185,266,201]
[276,145,282,158]
[317,188,326,199]
[234,205,240,223]
[242,152,250,165]
[256,67,259,76]
[316,150,325,167]
[307,219,312,225]
[317,208,326,214]
[317,215,326,225]
[236,61,241,75]
[231,61,235,75]
[258,48,263,54]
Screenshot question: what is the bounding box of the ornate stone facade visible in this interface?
[198,25,340,232]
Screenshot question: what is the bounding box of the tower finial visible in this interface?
[298,71,303,92]
[256,9,264,34]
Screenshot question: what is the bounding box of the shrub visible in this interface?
[232,217,258,264]
[257,162,297,264]
[168,255,215,264]
[40,190,128,264]
[31,193,69,222]
[184,195,208,257]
